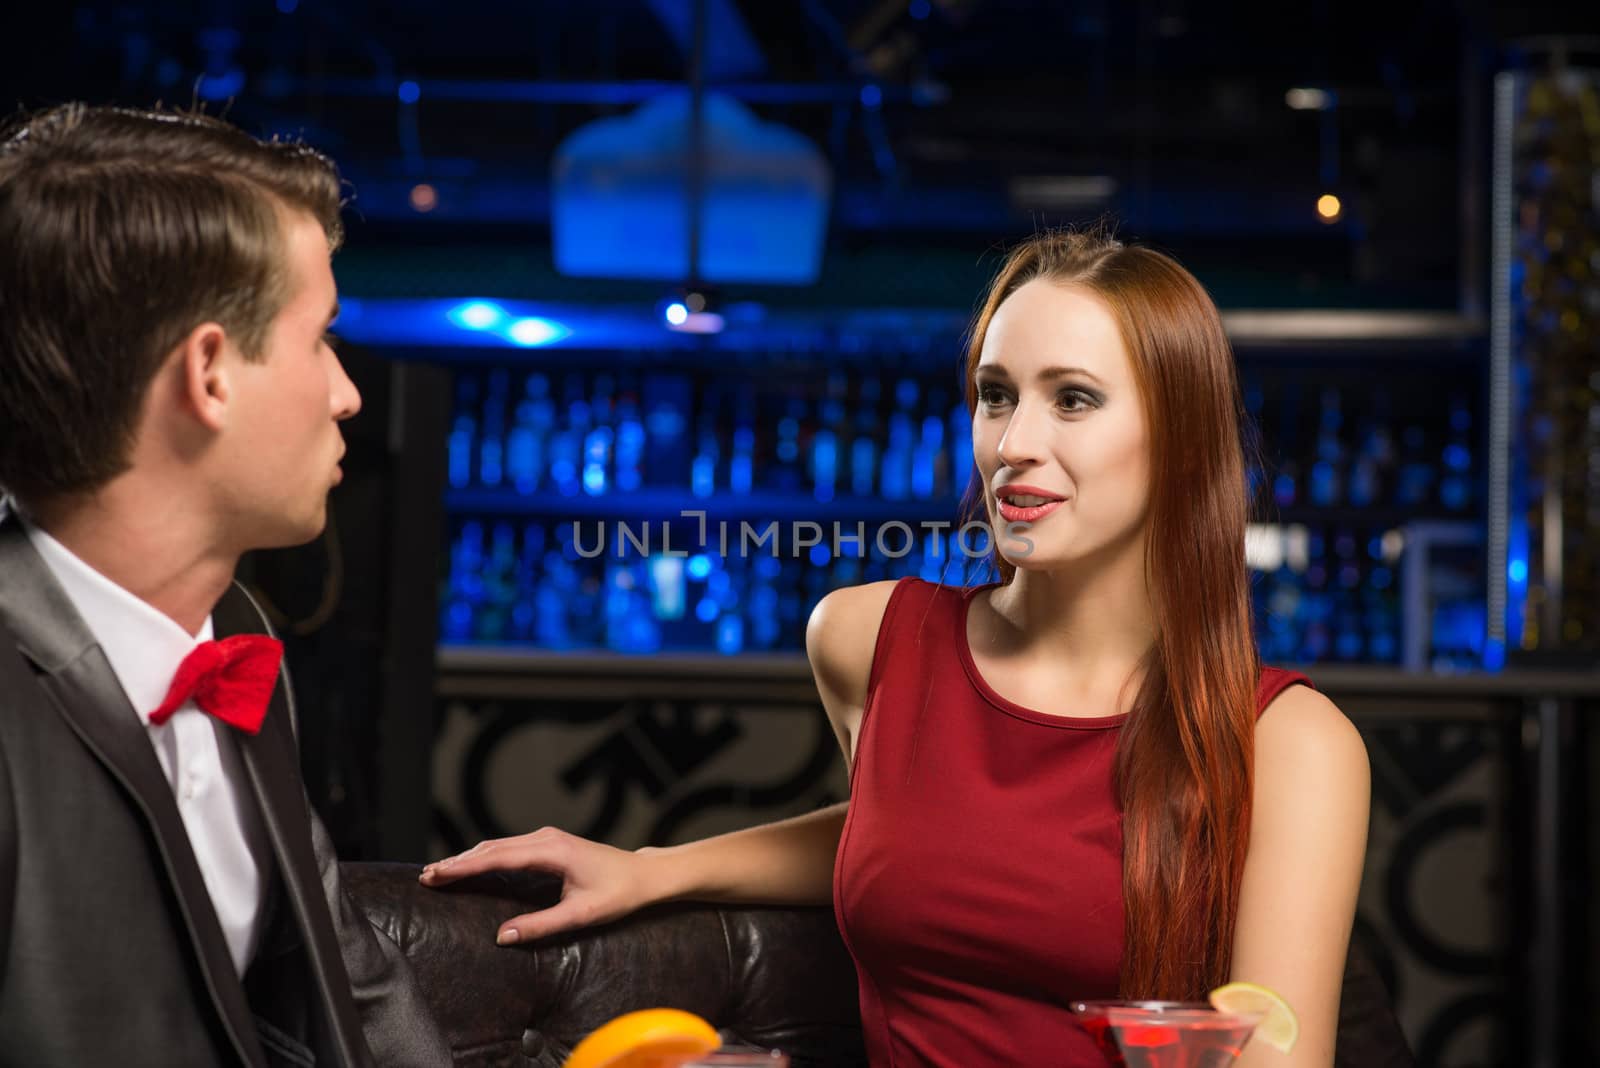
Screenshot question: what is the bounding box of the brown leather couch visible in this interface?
[343,862,1414,1067]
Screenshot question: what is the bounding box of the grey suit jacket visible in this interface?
[0,516,451,1067]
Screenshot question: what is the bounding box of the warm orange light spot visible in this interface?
[410,183,438,213]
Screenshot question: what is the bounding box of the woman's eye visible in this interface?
[322,332,342,351]
[1057,389,1097,412]
[978,386,1008,406]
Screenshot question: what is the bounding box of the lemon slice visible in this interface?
[1208,982,1299,1053]
[560,1008,721,1068]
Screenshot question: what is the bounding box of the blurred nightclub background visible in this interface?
[4,2,1599,1065]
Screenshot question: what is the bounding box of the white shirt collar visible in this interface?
[22,519,214,724]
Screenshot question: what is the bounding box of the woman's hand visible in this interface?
[419,827,663,945]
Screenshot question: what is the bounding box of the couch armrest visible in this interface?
[342,862,865,1068]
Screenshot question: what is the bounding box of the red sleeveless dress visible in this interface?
[832,578,1311,1068]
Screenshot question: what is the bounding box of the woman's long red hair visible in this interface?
[961,228,1260,999]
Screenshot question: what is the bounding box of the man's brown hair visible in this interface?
[0,104,344,505]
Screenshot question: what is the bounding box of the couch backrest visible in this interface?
[344,862,1412,1068]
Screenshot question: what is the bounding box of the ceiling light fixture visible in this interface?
[1286,87,1335,111]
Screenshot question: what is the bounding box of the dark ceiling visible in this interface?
[5,1,1599,310]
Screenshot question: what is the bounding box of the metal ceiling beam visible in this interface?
[338,168,1366,237]
[643,0,767,81]
[252,75,938,106]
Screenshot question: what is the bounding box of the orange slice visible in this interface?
[560,1008,721,1068]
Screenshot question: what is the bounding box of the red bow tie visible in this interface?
[148,635,284,735]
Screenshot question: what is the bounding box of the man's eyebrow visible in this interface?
[973,364,1105,386]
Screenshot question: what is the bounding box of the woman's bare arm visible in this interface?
[418,579,900,944]
[1230,685,1371,1068]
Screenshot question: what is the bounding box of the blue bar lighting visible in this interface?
[507,317,567,347]
[447,301,507,331]
[332,297,966,352]
[335,298,574,349]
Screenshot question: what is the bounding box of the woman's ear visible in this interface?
[175,322,231,431]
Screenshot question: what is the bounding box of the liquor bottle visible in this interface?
[851,377,882,499]
[1348,433,1381,508]
[447,374,479,490]
[643,373,692,488]
[1438,393,1474,511]
[478,370,510,489]
[747,557,782,650]
[880,379,919,502]
[441,521,486,643]
[810,399,842,504]
[1330,528,1362,660]
[715,609,745,655]
[1241,372,1267,506]
[776,559,806,638]
[1299,527,1331,661]
[534,551,572,648]
[691,430,719,499]
[548,376,588,497]
[590,373,616,427]
[1354,387,1397,509]
[604,558,660,654]
[613,385,646,494]
[647,552,687,624]
[509,522,546,642]
[691,552,723,639]
[770,394,806,494]
[570,563,604,648]
[507,373,555,495]
[812,373,853,504]
[582,375,614,497]
[949,399,974,503]
[1273,381,1302,509]
[1396,425,1435,509]
[730,424,756,496]
[1364,557,1399,663]
[711,553,745,655]
[731,384,760,492]
[1264,561,1303,662]
[832,553,863,588]
[1308,388,1345,508]
[801,559,832,640]
[913,389,946,501]
[475,521,518,642]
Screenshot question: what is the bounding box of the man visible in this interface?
[0,104,451,1067]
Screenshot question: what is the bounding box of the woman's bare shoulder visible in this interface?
[1256,684,1369,793]
[805,580,903,750]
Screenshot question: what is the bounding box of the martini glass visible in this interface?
[1070,1000,1261,1068]
[685,1043,790,1066]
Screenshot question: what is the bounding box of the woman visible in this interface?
[420,229,1370,1068]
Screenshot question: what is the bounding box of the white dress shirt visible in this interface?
[24,521,272,976]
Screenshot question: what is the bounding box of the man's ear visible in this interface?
[176,322,232,432]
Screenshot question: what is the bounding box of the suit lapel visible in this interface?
[0,517,268,1068]
[215,584,368,1068]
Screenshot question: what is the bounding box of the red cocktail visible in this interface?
[1069,1001,1261,1068]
